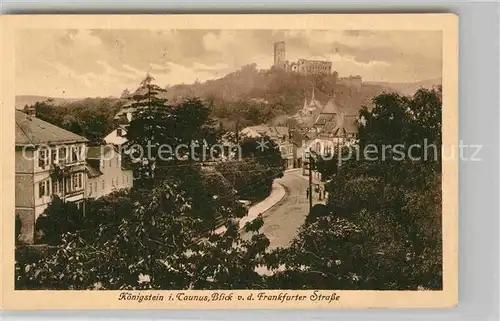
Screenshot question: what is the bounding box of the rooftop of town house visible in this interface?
[319,114,359,137]
[15,110,88,146]
[241,125,290,139]
[85,163,103,178]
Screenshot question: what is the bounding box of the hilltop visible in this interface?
[365,78,442,97]
[16,65,441,132]
[15,95,83,110]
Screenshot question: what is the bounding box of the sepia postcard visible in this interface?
[1,14,458,310]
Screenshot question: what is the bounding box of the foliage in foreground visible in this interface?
[17,81,442,291]
[16,181,270,290]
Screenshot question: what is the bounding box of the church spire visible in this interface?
[303,96,308,112]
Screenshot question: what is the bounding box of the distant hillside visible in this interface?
[166,64,394,117]
[16,68,440,132]
[15,95,84,110]
[365,78,442,97]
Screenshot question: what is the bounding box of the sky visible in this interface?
[15,29,442,98]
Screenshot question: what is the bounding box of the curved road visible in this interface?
[241,170,312,250]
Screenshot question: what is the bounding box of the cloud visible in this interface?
[203,31,237,52]
[15,29,442,97]
[68,29,102,47]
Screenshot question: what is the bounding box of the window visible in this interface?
[101,180,105,190]
[52,180,60,194]
[73,174,78,190]
[59,147,67,163]
[65,177,71,193]
[108,159,112,168]
[65,173,83,193]
[94,182,98,193]
[72,173,83,190]
[88,182,93,195]
[38,180,49,198]
[51,148,57,164]
[71,146,78,163]
[116,128,123,136]
[38,149,48,168]
[112,178,115,187]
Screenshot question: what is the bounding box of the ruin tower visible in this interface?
[273,41,286,69]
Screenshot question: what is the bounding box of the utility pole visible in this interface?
[308,153,313,212]
[235,120,240,144]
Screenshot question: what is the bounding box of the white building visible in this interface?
[15,110,88,244]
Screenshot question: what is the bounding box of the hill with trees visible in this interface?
[165,64,396,130]
[17,65,441,137]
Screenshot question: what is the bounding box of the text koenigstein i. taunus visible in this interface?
[118,291,340,303]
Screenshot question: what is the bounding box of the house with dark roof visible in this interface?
[297,94,361,180]
[15,110,89,244]
[85,145,133,199]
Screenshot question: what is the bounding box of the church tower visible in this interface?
[273,41,286,69]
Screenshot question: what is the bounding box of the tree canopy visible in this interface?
[267,87,443,290]
[26,97,125,144]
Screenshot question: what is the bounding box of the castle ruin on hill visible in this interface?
[273,41,362,88]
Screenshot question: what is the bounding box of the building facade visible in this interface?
[104,124,128,146]
[15,110,88,244]
[273,41,287,70]
[272,41,333,76]
[85,145,133,199]
[298,96,360,179]
[297,59,332,76]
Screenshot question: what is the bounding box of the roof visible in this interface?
[241,126,289,140]
[320,98,341,115]
[86,164,103,178]
[15,111,88,146]
[318,114,359,137]
[315,113,335,126]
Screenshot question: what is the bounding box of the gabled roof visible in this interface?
[320,97,341,115]
[241,126,289,140]
[86,164,103,178]
[15,111,88,146]
[318,114,359,137]
[314,113,335,126]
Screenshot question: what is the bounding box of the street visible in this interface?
[241,169,319,250]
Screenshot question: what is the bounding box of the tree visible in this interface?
[124,74,173,185]
[16,180,270,290]
[238,135,285,179]
[34,196,83,245]
[266,87,443,290]
[15,214,22,245]
[305,203,330,224]
[120,88,131,99]
[124,75,224,187]
[216,159,276,202]
[26,97,124,144]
